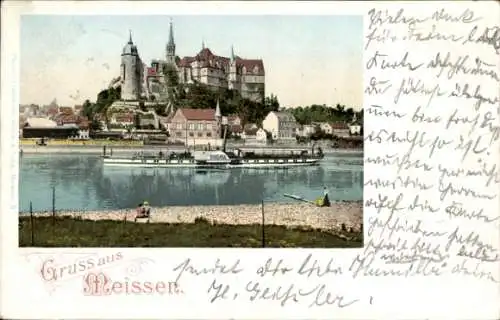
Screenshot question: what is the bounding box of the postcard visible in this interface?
[1,1,499,319]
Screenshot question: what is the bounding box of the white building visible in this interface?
[262,111,298,141]
[348,113,362,135]
[296,124,316,137]
[319,122,350,137]
[319,122,333,135]
[349,123,362,135]
[242,127,267,144]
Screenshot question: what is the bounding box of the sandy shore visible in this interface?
[23,202,363,233]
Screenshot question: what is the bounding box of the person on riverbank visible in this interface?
[322,187,331,207]
[134,202,151,222]
[315,187,331,207]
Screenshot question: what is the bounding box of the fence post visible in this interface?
[261,200,265,248]
[52,186,56,226]
[30,201,34,246]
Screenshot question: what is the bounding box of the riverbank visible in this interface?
[20,144,363,155]
[20,202,362,247]
[21,202,363,233]
[19,215,362,247]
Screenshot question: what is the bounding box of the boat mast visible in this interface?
[222,124,228,152]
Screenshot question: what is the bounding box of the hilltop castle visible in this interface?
[112,21,265,107]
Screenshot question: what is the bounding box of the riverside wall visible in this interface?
[25,202,363,233]
[20,144,363,156]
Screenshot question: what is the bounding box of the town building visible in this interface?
[348,114,362,135]
[241,127,267,144]
[262,111,298,141]
[109,113,135,128]
[175,45,265,103]
[295,124,316,137]
[22,117,88,139]
[167,100,223,147]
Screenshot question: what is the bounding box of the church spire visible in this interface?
[166,18,176,64]
[168,18,174,45]
[231,45,235,61]
[202,38,205,50]
[215,99,221,118]
[128,29,133,44]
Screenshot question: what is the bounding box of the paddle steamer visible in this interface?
[102,147,324,169]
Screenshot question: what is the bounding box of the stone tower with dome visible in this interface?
[120,31,143,101]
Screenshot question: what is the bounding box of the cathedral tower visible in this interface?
[166,19,176,65]
[120,31,142,101]
[228,45,239,91]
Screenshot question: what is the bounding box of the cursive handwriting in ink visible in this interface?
[303,285,360,308]
[256,258,293,277]
[445,201,499,223]
[427,52,499,82]
[364,175,434,191]
[450,83,499,111]
[365,78,393,95]
[464,25,500,54]
[173,258,243,283]
[296,254,342,278]
[367,8,429,30]
[366,104,405,118]
[407,23,464,43]
[394,77,447,107]
[366,51,423,71]
[411,106,442,124]
[245,281,300,307]
[207,278,233,303]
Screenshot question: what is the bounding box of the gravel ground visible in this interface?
[24,202,363,233]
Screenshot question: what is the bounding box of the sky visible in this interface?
[20,15,363,109]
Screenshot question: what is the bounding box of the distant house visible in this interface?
[330,122,350,137]
[349,114,362,135]
[158,114,174,132]
[22,117,79,139]
[244,123,258,131]
[320,122,350,137]
[110,113,135,128]
[168,107,222,146]
[58,107,74,116]
[319,122,333,134]
[262,111,298,141]
[349,122,362,135]
[296,124,316,137]
[74,105,83,115]
[241,127,267,144]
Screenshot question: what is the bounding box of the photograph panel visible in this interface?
[18,15,363,248]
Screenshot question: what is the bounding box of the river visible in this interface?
[19,152,363,212]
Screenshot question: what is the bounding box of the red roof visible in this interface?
[237,58,264,75]
[59,107,73,115]
[147,67,157,76]
[178,57,195,67]
[229,124,242,133]
[330,122,349,129]
[114,113,134,123]
[47,107,58,116]
[177,48,264,75]
[180,108,216,121]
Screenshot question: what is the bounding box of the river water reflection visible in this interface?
[19,153,363,212]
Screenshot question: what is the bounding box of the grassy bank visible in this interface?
[19,216,362,248]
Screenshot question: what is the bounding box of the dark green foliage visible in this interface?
[290,104,363,125]
[19,216,362,248]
